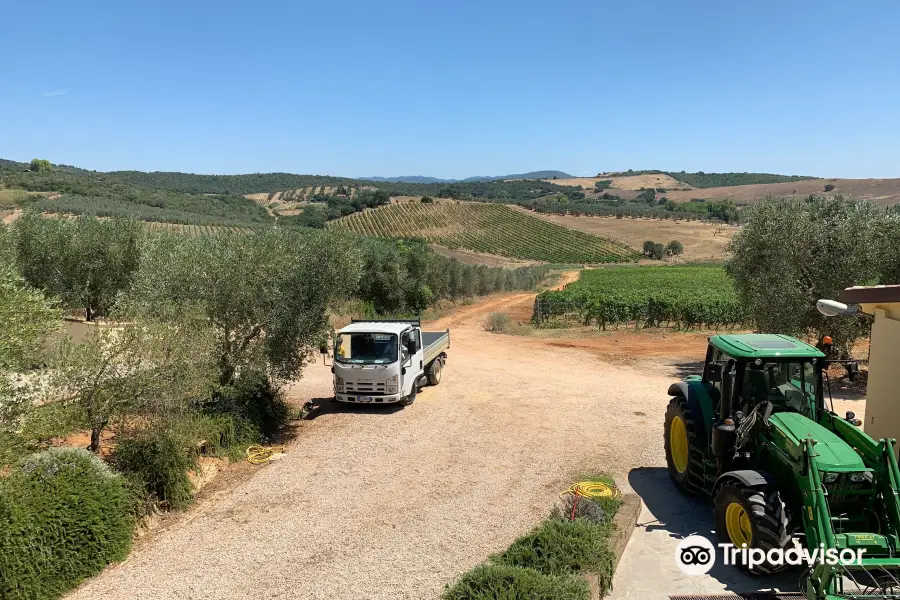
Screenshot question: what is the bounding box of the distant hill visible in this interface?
[329,201,637,263]
[361,170,573,184]
[362,176,451,184]
[666,171,816,188]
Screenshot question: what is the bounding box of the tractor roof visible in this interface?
[709,334,825,360]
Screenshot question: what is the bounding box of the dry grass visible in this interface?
[544,174,691,191]
[430,244,542,267]
[1,208,22,224]
[665,178,900,206]
[515,208,736,262]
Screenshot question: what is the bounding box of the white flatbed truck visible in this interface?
[332,319,449,406]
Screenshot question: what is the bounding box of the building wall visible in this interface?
[863,307,900,451]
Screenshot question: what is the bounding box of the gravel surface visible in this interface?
[68,289,682,600]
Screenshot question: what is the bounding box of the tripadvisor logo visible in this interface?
[675,535,865,574]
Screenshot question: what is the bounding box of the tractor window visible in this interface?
[741,361,818,417]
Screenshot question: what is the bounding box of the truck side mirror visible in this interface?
[707,363,723,383]
[319,344,328,355]
[406,340,417,356]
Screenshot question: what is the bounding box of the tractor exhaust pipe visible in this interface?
[712,360,737,470]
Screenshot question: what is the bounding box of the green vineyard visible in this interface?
[534,265,748,330]
[328,201,638,263]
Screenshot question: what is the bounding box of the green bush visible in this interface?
[550,495,618,525]
[114,429,194,510]
[209,371,288,438]
[178,413,259,461]
[493,519,615,594]
[442,564,589,600]
[0,448,134,600]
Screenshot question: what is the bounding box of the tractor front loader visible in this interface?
[664,333,900,599]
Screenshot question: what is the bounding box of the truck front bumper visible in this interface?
[335,394,401,404]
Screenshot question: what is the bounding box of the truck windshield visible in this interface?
[335,333,397,365]
[741,360,819,416]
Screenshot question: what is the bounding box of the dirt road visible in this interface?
[68,280,701,600]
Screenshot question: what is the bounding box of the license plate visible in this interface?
[357,396,373,403]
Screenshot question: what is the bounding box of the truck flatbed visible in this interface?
[422,330,450,365]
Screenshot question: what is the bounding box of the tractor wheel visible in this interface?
[713,481,791,575]
[664,396,705,494]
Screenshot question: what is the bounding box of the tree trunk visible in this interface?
[89,426,102,453]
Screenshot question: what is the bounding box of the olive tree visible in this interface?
[0,267,60,461]
[726,196,881,356]
[132,229,361,386]
[10,212,142,320]
[50,310,216,453]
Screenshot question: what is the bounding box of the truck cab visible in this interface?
[332,319,449,406]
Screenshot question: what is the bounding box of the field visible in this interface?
[516,208,737,261]
[429,244,540,267]
[535,265,745,330]
[328,201,640,263]
[545,173,691,191]
[148,222,259,236]
[665,178,900,206]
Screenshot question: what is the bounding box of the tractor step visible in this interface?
[670,595,805,600]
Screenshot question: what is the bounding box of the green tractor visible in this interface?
[665,333,900,598]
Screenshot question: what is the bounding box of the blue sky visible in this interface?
[2,0,898,178]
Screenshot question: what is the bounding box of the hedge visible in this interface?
[0,448,134,600]
[442,564,590,600]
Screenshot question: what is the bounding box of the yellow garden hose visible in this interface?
[560,481,620,499]
[246,444,285,464]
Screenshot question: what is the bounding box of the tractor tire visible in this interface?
[664,395,705,494]
[427,360,442,386]
[713,481,791,575]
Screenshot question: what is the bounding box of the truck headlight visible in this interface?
[823,472,839,484]
[386,375,398,394]
[335,376,344,393]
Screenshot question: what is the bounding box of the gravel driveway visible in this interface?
[68,291,679,600]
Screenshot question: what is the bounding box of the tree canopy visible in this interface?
[132,229,361,385]
[726,196,883,354]
[9,212,143,320]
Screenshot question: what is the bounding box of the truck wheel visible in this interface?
[713,482,790,575]
[399,386,417,407]
[664,396,705,494]
[427,360,442,386]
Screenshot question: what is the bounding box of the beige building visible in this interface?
[838,285,900,448]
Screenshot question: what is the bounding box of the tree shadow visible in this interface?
[627,467,801,594]
[300,397,404,420]
[667,360,704,380]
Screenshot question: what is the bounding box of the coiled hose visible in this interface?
[246,444,285,464]
[560,481,620,499]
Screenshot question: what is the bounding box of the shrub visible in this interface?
[666,240,684,256]
[484,311,512,332]
[114,428,194,510]
[208,371,288,438]
[824,183,835,192]
[493,519,615,591]
[550,495,615,525]
[442,564,589,600]
[421,195,434,204]
[0,448,134,600]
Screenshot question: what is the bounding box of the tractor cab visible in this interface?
[704,333,826,421]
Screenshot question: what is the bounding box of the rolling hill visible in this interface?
[361,170,573,184]
[327,201,639,263]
